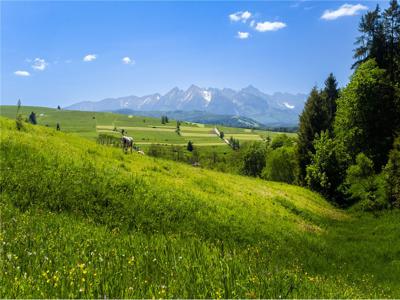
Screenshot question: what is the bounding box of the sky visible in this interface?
[1,0,388,107]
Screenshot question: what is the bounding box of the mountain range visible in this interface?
[66,85,307,126]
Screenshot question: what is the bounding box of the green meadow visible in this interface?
[1,116,400,298]
[0,106,290,147]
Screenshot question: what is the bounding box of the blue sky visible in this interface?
[1,1,387,107]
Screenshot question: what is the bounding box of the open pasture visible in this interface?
[225,133,264,141]
[0,105,295,147]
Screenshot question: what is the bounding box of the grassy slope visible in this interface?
[1,117,399,298]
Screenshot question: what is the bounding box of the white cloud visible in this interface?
[229,11,252,23]
[321,4,368,20]
[255,21,287,32]
[83,54,97,62]
[14,70,30,77]
[250,20,256,28]
[237,31,250,39]
[122,56,135,65]
[32,58,48,71]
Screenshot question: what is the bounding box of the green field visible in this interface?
[1,116,400,298]
[0,106,294,147]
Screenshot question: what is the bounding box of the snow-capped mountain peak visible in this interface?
[202,90,212,102]
[66,85,307,126]
[283,102,295,109]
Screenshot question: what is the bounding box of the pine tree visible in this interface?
[322,73,339,132]
[353,5,387,69]
[383,0,400,82]
[28,112,37,125]
[16,99,23,131]
[353,1,400,81]
[187,141,194,152]
[296,87,329,184]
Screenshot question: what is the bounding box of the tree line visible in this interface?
[297,0,400,209]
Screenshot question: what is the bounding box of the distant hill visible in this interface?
[114,109,266,129]
[66,85,306,126]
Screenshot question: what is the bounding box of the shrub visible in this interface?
[344,153,388,211]
[240,142,267,177]
[270,134,294,150]
[148,144,164,157]
[262,146,296,184]
[384,137,400,208]
[306,132,348,204]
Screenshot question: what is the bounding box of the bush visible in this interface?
[148,144,164,157]
[344,153,388,211]
[270,134,294,150]
[306,132,348,204]
[384,137,400,208]
[262,146,296,184]
[240,142,267,177]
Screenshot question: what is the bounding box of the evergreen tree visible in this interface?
[16,99,23,131]
[383,0,400,82]
[353,5,387,69]
[187,141,194,152]
[296,87,329,184]
[322,73,339,132]
[28,112,37,125]
[353,1,400,82]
